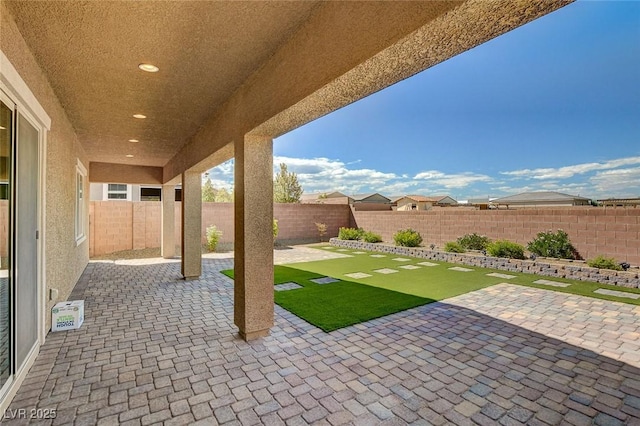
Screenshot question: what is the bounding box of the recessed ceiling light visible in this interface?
[133,114,146,119]
[126,154,134,158]
[128,139,139,143]
[138,63,159,73]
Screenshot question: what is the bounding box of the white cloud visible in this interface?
[204,155,640,200]
[590,167,640,197]
[413,170,493,188]
[274,156,399,195]
[501,156,640,180]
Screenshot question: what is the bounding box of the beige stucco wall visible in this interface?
[1,2,90,331]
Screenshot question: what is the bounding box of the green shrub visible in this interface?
[486,240,526,259]
[206,225,222,251]
[444,241,466,253]
[273,219,279,241]
[457,233,490,250]
[393,229,423,247]
[587,255,622,271]
[338,227,363,240]
[527,229,578,259]
[362,231,382,243]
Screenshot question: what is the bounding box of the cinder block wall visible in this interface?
[90,201,134,256]
[89,202,639,265]
[352,207,640,265]
[90,202,351,256]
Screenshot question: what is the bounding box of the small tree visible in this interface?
[315,222,327,242]
[274,163,303,203]
[214,186,233,202]
[202,177,215,202]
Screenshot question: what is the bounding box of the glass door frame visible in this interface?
[0,89,14,402]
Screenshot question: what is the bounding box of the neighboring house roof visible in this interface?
[493,191,590,204]
[350,193,391,202]
[467,197,490,204]
[391,195,457,204]
[300,191,347,200]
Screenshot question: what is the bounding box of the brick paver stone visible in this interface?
[3,247,639,425]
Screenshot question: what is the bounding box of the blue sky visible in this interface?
[208,0,640,201]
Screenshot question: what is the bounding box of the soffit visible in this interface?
[4,0,321,167]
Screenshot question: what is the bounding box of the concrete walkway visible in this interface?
[4,247,640,425]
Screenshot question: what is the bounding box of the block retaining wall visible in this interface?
[330,238,640,289]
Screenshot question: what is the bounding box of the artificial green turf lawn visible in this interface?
[221,266,431,332]
[305,245,640,306]
[222,246,640,332]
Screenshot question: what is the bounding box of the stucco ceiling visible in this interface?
[5,0,322,167]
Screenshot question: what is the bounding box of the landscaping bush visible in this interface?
[338,227,363,240]
[527,229,578,260]
[486,240,526,259]
[206,225,222,251]
[393,229,423,247]
[273,219,279,242]
[457,233,490,250]
[362,231,382,243]
[587,255,623,271]
[444,241,466,253]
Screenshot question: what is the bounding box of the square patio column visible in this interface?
[234,135,274,340]
[181,171,202,279]
[161,184,175,259]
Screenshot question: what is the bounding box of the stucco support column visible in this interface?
[161,185,175,259]
[181,172,202,279]
[234,135,274,340]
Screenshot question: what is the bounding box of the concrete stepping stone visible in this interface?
[275,282,303,291]
[370,254,386,258]
[399,265,421,270]
[352,251,366,255]
[311,276,341,285]
[322,246,335,249]
[533,279,570,288]
[594,288,640,300]
[337,249,349,252]
[449,267,473,272]
[418,262,439,267]
[373,268,398,274]
[345,272,372,279]
[487,273,516,279]
[392,258,411,262]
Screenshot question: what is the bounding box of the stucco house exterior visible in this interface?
[0,0,571,410]
[89,183,182,202]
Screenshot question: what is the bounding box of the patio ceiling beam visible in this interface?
[90,162,163,185]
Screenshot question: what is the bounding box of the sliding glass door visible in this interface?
[0,91,40,398]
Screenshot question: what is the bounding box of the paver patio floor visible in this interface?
[4,247,640,425]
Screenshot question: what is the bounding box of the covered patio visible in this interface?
[6,247,640,425]
[0,0,599,416]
